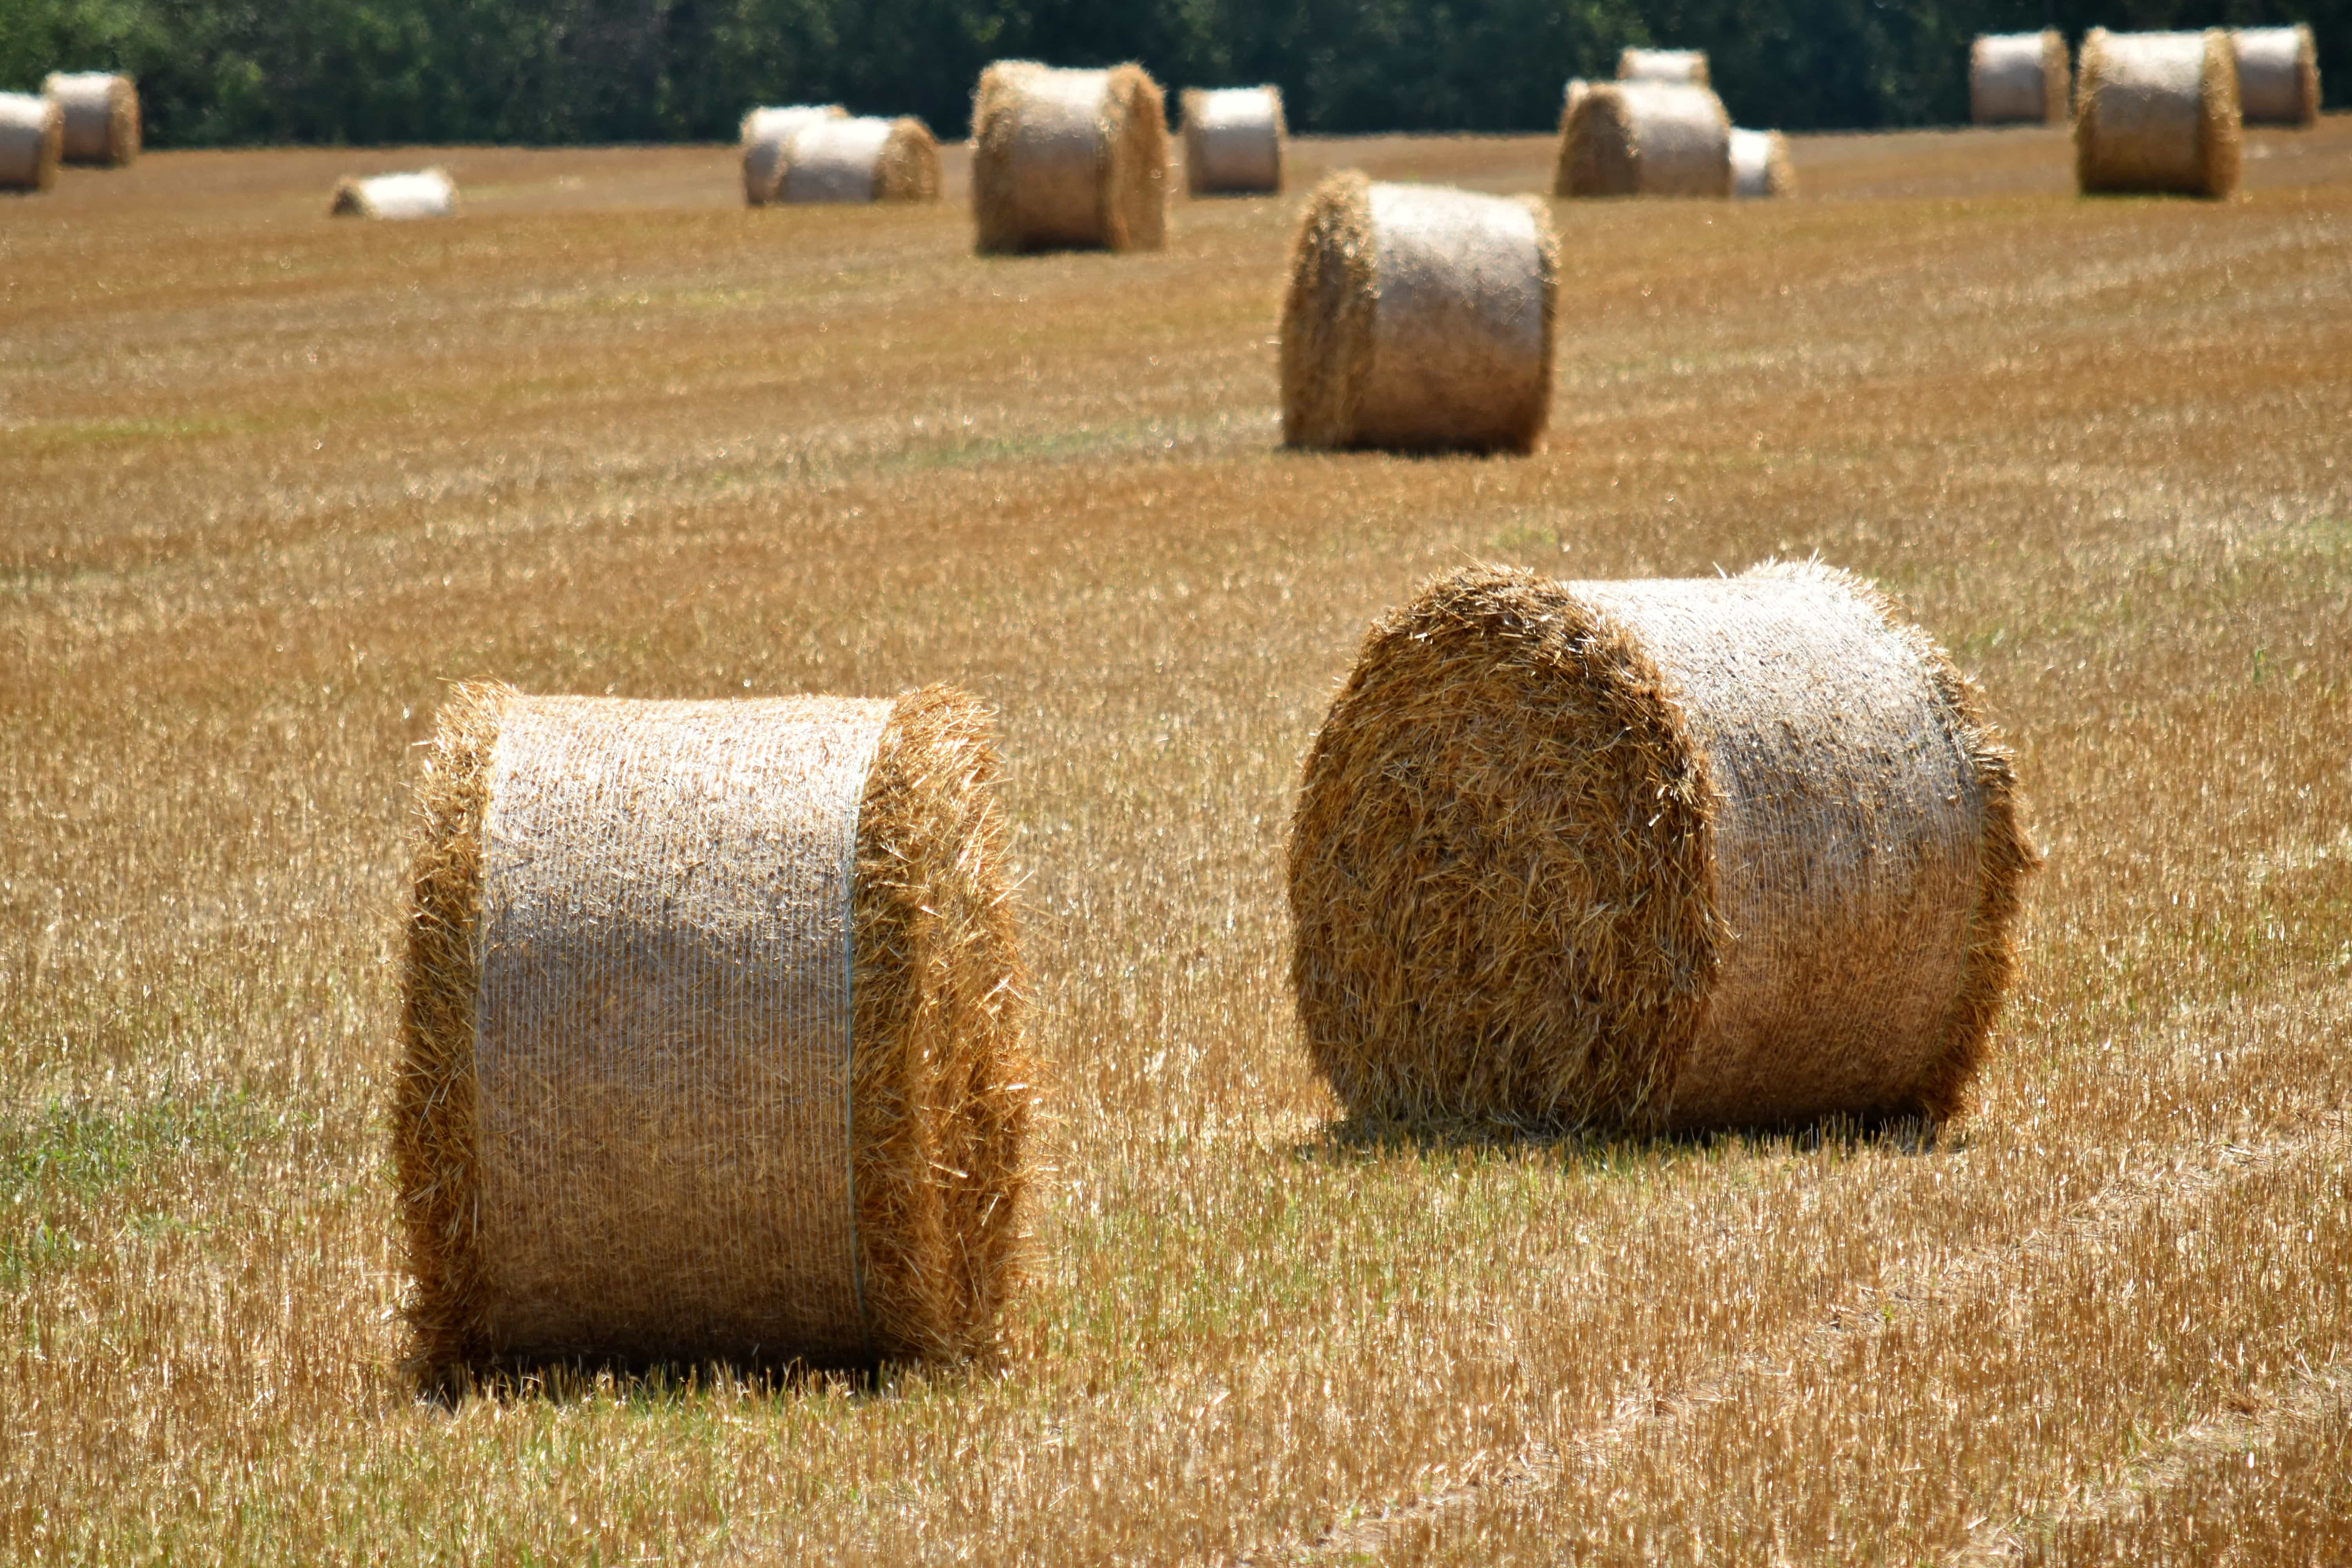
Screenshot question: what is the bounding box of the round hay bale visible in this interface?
[1617,47,1710,86]
[740,104,848,207]
[1181,85,1283,196]
[1555,81,1733,198]
[41,71,139,166]
[2234,25,2320,128]
[1279,172,1559,454]
[1563,77,1592,116]
[2075,30,2241,198]
[393,683,1032,1376]
[1288,561,2034,1132]
[971,60,1167,253]
[1969,31,2071,125]
[328,168,456,220]
[774,115,940,204]
[0,91,62,194]
[1730,128,1795,198]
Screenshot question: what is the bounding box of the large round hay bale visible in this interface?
[740,104,848,207]
[328,168,456,220]
[1969,31,2071,125]
[971,61,1167,253]
[1555,81,1733,198]
[1279,172,1559,454]
[1617,47,1710,86]
[1288,561,2034,1132]
[2234,25,2320,127]
[0,91,61,194]
[772,115,940,204]
[2074,29,2241,199]
[1181,85,1283,196]
[1730,128,1795,198]
[394,683,1032,1376]
[41,71,139,166]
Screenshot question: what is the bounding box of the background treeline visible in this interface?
[0,0,2340,149]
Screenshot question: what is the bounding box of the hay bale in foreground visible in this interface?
[1181,85,1283,196]
[1618,47,1710,85]
[1280,172,1558,454]
[2234,25,2320,127]
[0,92,61,194]
[42,72,139,165]
[329,168,456,219]
[971,60,1167,252]
[1555,81,1732,198]
[1564,78,1592,116]
[1969,31,2070,125]
[2075,29,2241,198]
[740,104,848,207]
[772,115,940,203]
[394,684,1031,1377]
[1288,561,2034,1132]
[1730,128,1795,198]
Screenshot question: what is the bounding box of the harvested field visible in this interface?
[4,118,2352,1563]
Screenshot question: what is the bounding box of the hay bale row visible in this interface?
[973,61,1167,253]
[2234,24,2321,128]
[741,104,847,207]
[1181,85,1283,196]
[396,683,1030,1376]
[1288,561,2033,1132]
[1618,47,1710,86]
[1970,30,2071,125]
[330,168,456,219]
[1556,81,1733,198]
[1279,172,1557,454]
[43,71,139,165]
[0,91,61,194]
[2075,28,2241,199]
[1730,127,1795,198]
[770,115,940,205]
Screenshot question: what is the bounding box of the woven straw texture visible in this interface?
[1181,86,1284,196]
[2234,25,2321,127]
[776,116,940,204]
[1556,82,1733,198]
[1970,31,2070,125]
[1618,47,1710,86]
[329,168,456,219]
[1280,172,1558,454]
[0,92,60,193]
[2075,29,2242,198]
[42,72,138,165]
[1730,129,1796,198]
[740,105,847,207]
[1287,561,2034,1133]
[972,61,1167,253]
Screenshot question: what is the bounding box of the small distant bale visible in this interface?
[1556,81,1733,198]
[740,104,847,207]
[1287,561,2034,1132]
[0,91,61,194]
[1730,128,1795,198]
[773,115,940,203]
[329,168,457,219]
[1969,31,2071,125]
[42,72,140,166]
[395,684,1032,1377]
[2074,29,2241,199]
[1280,172,1559,454]
[2234,25,2320,127]
[971,60,1168,253]
[1617,47,1710,87]
[1181,85,1283,196]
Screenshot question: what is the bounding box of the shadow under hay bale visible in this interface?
[972,61,1167,253]
[329,168,456,219]
[1287,561,2035,1134]
[394,684,1032,1383]
[2075,29,2241,199]
[0,92,61,194]
[42,72,138,166]
[1618,47,1710,86]
[1970,31,2071,126]
[2234,25,2321,127]
[1181,85,1283,196]
[1556,81,1733,198]
[740,104,846,207]
[772,115,940,204]
[1730,129,1796,198]
[1279,171,1558,454]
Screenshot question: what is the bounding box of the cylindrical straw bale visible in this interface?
[1181,85,1283,196]
[2234,25,2320,127]
[394,683,1031,1377]
[1556,81,1733,198]
[1618,47,1710,85]
[971,61,1167,253]
[740,104,847,206]
[1280,172,1559,454]
[329,168,456,219]
[42,71,140,165]
[1969,31,2071,125]
[1730,128,1795,197]
[2074,29,2241,198]
[773,115,940,203]
[0,92,62,194]
[1289,561,2034,1132]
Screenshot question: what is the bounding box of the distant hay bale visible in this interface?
[42,72,139,165]
[773,115,940,203]
[1280,172,1559,454]
[1288,561,2034,1132]
[2234,25,2320,127]
[2075,29,2241,199]
[1556,81,1733,198]
[394,683,1032,1377]
[1564,78,1592,116]
[1730,128,1795,198]
[972,60,1167,253]
[1617,47,1710,86]
[328,168,456,220]
[1181,85,1283,196]
[0,91,61,194]
[1969,31,2071,125]
[740,104,847,207]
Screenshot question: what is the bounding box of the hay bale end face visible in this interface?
[1969,31,2071,125]
[1556,81,1733,198]
[1618,47,1710,86]
[2075,29,2241,199]
[1730,128,1795,198]
[1288,561,2034,1132]
[971,61,1168,253]
[329,168,457,219]
[394,684,1032,1377]
[0,92,62,194]
[2234,25,2321,127]
[1181,85,1283,196]
[42,72,139,166]
[1280,172,1558,454]
[774,115,940,204]
[740,104,848,207]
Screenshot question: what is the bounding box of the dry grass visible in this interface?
[4,118,2352,1563]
